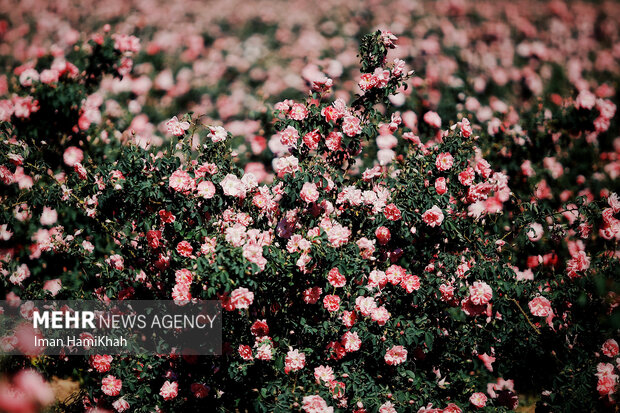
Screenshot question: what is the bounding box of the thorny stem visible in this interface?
[508,297,541,335]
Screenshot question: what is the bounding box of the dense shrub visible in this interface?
[0,4,619,413]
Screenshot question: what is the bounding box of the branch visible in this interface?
[507,297,541,335]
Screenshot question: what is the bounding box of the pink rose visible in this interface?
[302,395,332,413]
[303,287,322,304]
[238,344,253,360]
[359,73,377,91]
[176,241,193,257]
[196,180,216,199]
[341,331,361,352]
[314,365,335,384]
[323,294,341,312]
[469,392,487,408]
[208,126,228,143]
[384,345,407,365]
[303,130,321,150]
[63,146,84,167]
[528,296,552,317]
[435,177,447,195]
[112,397,130,412]
[422,206,444,227]
[166,116,190,136]
[279,125,299,147]
[300,182,320,203]
[327,268,346,288]
[459,167,475,186]
[469,281,493,305]
[435,152,454,171]
[91,355,113,373]
[325,131,342,151]
[375,226,391,245]
[231,287,254,309]
[40,207,57,226]
[384,204,401,221]
[284,348,306,373]
[602,339,619,358]
[423,111,442,128]
[42,279,62,296]
[342,116,362,137]
[288,103,308,121]
[159,380,178,400]
[101,375,122,396]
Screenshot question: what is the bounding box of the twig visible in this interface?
[507,297,541,335]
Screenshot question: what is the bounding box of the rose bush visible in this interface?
[0,5,619,413]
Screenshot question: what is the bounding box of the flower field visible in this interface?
[0,0,619,412]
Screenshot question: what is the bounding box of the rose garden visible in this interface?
[0,0,619,412]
